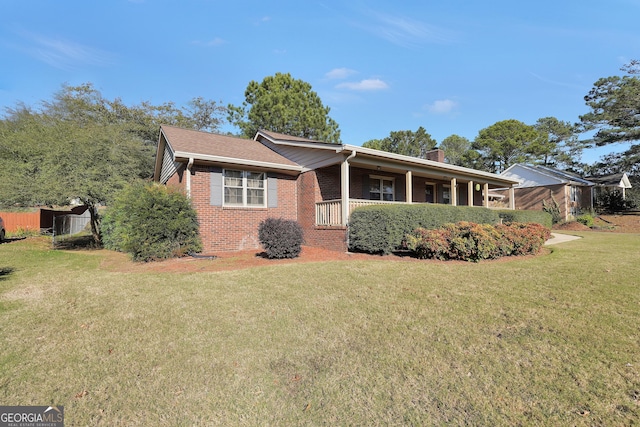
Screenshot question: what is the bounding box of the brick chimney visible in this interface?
[425,149,445,163]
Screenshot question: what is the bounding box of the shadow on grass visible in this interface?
[0,237,27,244]
[0,267,15,281]
[54,235,102,251]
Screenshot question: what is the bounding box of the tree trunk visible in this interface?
[87,203,102,245]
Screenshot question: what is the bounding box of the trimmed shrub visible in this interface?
[102,182,202,262]
[576,214,594,228]
[496,209,553,229]
[496,222,551,256]
[349,204,501,254]
[258,218,304,259]
[406,221,551,262]
[348,204,551,255]
[405,228,452,260]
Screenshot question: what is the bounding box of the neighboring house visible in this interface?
[585,172,633,200]
[495,164,595,221]
[153,125,519,252]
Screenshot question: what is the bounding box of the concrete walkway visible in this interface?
[545,232,582,245]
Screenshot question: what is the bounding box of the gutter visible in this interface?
[173,151,303,174]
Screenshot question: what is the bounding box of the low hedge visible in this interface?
[496,209,552,229]
[348,204,552,255]
[348,204,501,254]
[406,221,551,262]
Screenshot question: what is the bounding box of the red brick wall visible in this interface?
[298,170,347,252]
[315,166,341,200]
[190,166,298,252]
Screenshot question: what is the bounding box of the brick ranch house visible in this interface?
[153,125,520,253]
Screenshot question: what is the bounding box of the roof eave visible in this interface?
[342,144,520,185]
[173,151,303,173]
[256,130,341,151]
[153,128,169,182]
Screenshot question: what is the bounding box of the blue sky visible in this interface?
[1,0,639,164]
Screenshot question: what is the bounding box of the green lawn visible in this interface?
[1,233,639,426]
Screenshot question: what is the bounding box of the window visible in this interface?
[369,176,394,201]
[570,185,578,217]
[223,169,266,207]
[442,185,451,205]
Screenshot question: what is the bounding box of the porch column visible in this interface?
[341,154,351,226]
[468,180,474,206]
[451,178,457,206]
[483,183,489,207]
[405,170,413,203]
[509,186,515,210]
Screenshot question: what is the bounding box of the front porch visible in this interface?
[301,147,518,228]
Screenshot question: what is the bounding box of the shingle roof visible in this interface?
[586,173,626,186]
[160,125,299,167]
[531,165,593,185]
[257,129,327,144]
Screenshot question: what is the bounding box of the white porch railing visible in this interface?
[315,198,505,226]
[315,199,405,226]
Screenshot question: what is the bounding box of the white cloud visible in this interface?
[358,10,457,48]
[426,99,458,114]
[336,78,389,91]
[16,30,112,69]
[325,68,357,80]
[528,72,584,89]
[192,37,226,47]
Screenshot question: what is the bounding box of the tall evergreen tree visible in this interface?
[228,73,341,143]
[362,127,436,158]
[532,117,583,169]
[473,119,542,173]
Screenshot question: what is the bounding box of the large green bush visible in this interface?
[102,182,202,262]
[594,190,636,213]
[348,204,501,254]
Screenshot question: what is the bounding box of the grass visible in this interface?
[1,233,639,425]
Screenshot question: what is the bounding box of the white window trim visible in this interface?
[369,175,395,201]
[223,169,267,208]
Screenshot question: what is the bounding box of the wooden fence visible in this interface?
[0,212,40,232]
[1,206,89,233]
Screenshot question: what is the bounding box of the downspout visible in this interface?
[186,157,194,198]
